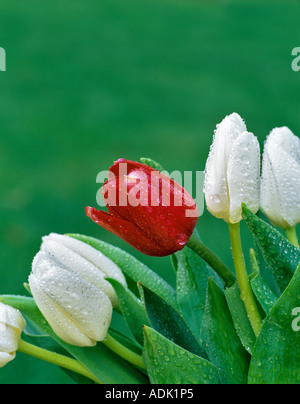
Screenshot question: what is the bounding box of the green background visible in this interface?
[0,0,299,383]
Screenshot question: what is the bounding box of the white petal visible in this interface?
[29,273,95,346]
[40,238,116,306]
[261,127,300,228]
[260,145,286,227]
[0,302,26,334]
[0,303,24,367]
[204,113,247,221]
[29,253,113,346]
[0,351,15,368]
[0,322,20,353]
[48,233,126,284]
[227,132,261,223]
[41,233,127,306]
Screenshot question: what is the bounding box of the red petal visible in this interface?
[114,174,198,250]
[85,207,177,256]
[89,159,199,256]
[108,159,153,179]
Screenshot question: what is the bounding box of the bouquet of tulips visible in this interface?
[1,113,299,385]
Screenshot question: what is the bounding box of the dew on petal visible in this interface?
[176,233,188,247]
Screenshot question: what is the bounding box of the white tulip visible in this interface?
[40,233,127,307]
[260,127,300,229]
[29,250,113,347]
[204,113,261,223]
[0,302,26,368]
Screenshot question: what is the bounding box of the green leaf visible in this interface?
[106,278,150,346]
[200,279,250,384]
[0,295,148,384]
[249,247,260,274]
[24,334,94,384]
[143,326,220,384]
[175,243,223,341]
[250,273,278,314]
[249,245,281,298]
[68,233,177,309]
[139,283,206,358]
[224,281,256,355]
[242,204,300,292]
[248,264,300,384]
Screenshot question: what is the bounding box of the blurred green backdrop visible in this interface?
[0,0,299,383]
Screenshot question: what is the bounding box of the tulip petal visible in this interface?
[108,158,152,179]
[261,127,300,228]
[86,207,176,256]
[120,178,197,249]
[88,158,198,256]
[227,131,260,223]
[204,113,247,221]
[29,273,96,346]
[0,351,15,368]
[29,252,113,346]
[260,147,286,228]
[0,302,26,334]
[45,233,126,286]
[40,234,125,307]
[0,323,20,353]
[0,303,25,368]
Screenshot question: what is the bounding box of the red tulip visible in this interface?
[86,159,199,256]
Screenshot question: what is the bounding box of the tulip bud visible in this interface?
[29,242,115,347]
[260,127,300,229]
[40,233,127,307]
[86,159,198,257]
[0,302,26,368]
[204,113,260,223]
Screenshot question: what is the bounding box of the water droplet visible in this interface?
[213,194,221,204]
[176,233,187,247]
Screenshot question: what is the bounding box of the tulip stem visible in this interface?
[228,223,263,337]
[285,226,299,248]
[17,339,101,384]
[102,334,146,370]
[187,235,236,287]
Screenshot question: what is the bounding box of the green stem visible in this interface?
[18,339,101,384]
[187,235,236,287]
[285,226,299,248]
[102,334,145,370]
[228,223,262,337]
